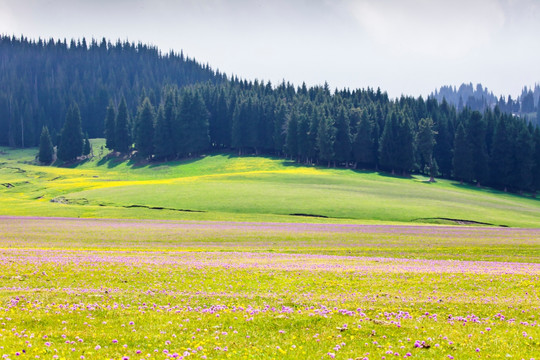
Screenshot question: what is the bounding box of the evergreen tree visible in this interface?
[115,96,131,153]
[532,127,540,192]
[285,109,299,159]
[466,111,489,185]
[378,111,399,174]
[333,106,352,167]
[104,102,116,150]
[38,125,54,164]
[153,105,176,160]
[179,90,209,156]
[317,115,336,167]
[272,101,287,155]
[351,109,374,168]
[82,132,91,156]
[57,103,83,162]
[416,118,437,181]
[135,97,155,158]
[452,122,473,183]
[512,124,534,192]
[395,115,415,175]
[296,111,310,163]
[489,115,513,190]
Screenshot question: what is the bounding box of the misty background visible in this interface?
[1,0,539,98]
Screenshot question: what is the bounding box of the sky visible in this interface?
[1,0,539,98]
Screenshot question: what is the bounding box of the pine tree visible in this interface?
[179,90,209,156]
[104,102,116,151]
[396,115,415,175]
[467,111,489,185]
[452,122,473,183]
[285,109,299,159]
[115,96,131,153]
[317,115,336,167]
[135,97,155,158]
[38,125,54,164]
[512,124,534,192]
[333,106,352,167]
[532,127,540,193]
[82,132,91,156]
[352,109,374,168]
[57,103,83,162]
[489,115,513,190]
[153,105,175,160]
[416,118,437,181]
[378,111,399,174]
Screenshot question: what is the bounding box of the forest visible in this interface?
[2,35,540,193]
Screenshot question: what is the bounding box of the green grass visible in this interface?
[1,140,540,227]
[0,218,539,359]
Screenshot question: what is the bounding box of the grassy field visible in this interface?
[1,139,540,227]
[1,142,540,359]
[0,218,539,359]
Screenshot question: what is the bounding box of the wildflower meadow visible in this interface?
[1,217,538,359]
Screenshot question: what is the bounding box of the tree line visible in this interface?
[46,79,539,194]
[2,35,540,194]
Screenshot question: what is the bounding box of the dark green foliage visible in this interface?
[153,105,176,161]
[512,125,534,192]
[378,112,400,173]
[83,132,91,156]
[38,126,54,164]
[416,118,437,180]
[333,107,352,166]
[0,35,223,146]
[57,103,83,162]
[489,115,514,189]
[285,109,299,159]
[467,111,489,185]
[135,97,155,158]
[532,128,540,192]
[178,90,209,156]
[104,103,116,151]
[317,116,336,166]
[114,97,131,153]
[352,109,375,168]
[452,122,473,183]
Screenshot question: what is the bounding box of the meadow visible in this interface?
[1,143,540,359]
[1,217,539,359]
[1,140,540,227]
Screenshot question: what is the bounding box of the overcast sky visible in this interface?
[1,0,539,98]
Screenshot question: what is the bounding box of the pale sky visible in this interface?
[1,0,539,98]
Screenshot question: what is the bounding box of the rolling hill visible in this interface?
[1,139,539,227]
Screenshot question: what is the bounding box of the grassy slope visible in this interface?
[1,139,540,227]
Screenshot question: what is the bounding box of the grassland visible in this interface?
[1,218,539,359]
[1,139,540,227]
[1,142,540,359]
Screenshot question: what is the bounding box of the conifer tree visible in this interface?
[317,116,336,167]
[352,109,374,168]
[489,115,513,190]
[467,111,489,185]
[57,103,83,162]
[452,122,473,183]
[285,109,299,160]
[416,118,437,181]
[115,96,131,153]
[153,105,175,160]
[532,127,540,193]
[179,90,209,156]
[135,97,155,158]
[83,132,91,156]
[333,106,352,167]
[378,111,399,174]
[512,124,534,192]
[38,125,54,164]
[104,102,116,151]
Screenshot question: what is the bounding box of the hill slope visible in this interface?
[1,141,539,227]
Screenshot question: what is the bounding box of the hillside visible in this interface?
[2,140,540,227]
